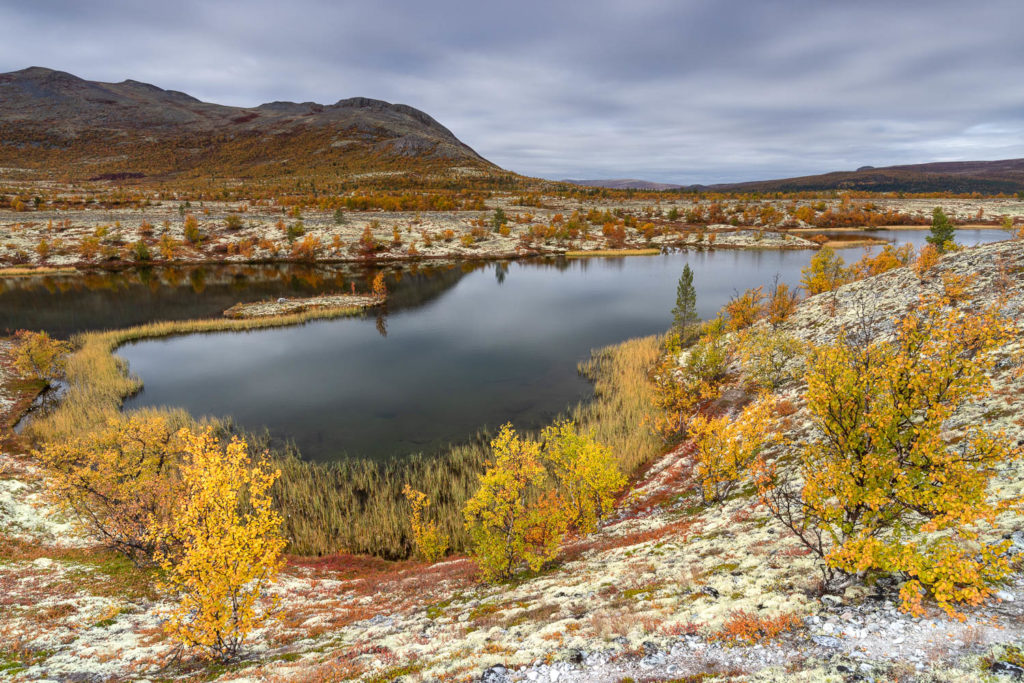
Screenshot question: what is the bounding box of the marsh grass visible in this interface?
[0,266,77,278]
[26,304,664,558]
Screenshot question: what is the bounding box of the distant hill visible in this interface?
[560,178,685,191]
[564,160,1024,195]
[701,159,1024,194]
[0,67,504,184]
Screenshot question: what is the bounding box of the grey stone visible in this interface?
[812,635,842,649]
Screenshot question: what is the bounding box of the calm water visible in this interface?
[2,229,1007,462]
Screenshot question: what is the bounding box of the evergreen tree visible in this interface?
[672,264,698,340]
[927,207,956,252]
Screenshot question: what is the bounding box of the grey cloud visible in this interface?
[1,0,1022,183]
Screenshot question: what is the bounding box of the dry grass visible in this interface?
[565,249,661,258]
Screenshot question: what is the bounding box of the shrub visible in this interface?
[492,207,507,232]
[712,610,801,646]
[183,214,202,244]
[723,286,765,331]
[759,295,1020,616]
[402,485,449,562]
[158,234,179,260]
[801,246,849,295]
[35,415,179,564]
[912,243,941,278]
[649,324,730,444]
[849,243,915,280]
[290,235,321,260]
[224,214,244,230]
[151,428,285,661]
[688,395,777,504]
[463,424,568,581]
[765,279,799,326]
[131,240,151,262]
[737,328,803,390]
[540,421,625,534]
[13,329,71,384]
[78,236,101,260]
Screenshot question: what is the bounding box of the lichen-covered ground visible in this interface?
[2,240,1024,681]
[3,192,1021,271]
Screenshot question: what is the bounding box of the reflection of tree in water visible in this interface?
[495,262,507,285]
[0,261,472,337]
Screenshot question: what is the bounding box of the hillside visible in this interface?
[0,67,504,185]
[703,158,1024,194]
[560,178,686,191]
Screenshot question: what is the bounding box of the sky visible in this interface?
[2,0,1023,184]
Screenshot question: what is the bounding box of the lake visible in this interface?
[2,228,1008,462]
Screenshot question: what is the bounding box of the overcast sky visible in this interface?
[2,0,1022,184]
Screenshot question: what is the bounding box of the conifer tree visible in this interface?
[671,264,698,341]
[927,207,956,252]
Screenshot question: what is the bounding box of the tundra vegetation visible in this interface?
[2,194,1023,675]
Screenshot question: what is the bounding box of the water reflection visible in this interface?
[3,229,1008,463]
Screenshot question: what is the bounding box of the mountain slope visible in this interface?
[702,158,1024,194]
[0,67,502,184]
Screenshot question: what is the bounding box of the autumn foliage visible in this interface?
[12,329,71,385]
[150,428,286,660]
[759,294,1021,616]
[36,415,179,564]
[462,422,624,580]
[402,485,449,562]
[463,424,567,580]
[688,395,778,504]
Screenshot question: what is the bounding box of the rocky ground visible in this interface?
[2,240,1024,681]
[222,293,382,318]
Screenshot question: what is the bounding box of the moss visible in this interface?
[363,663,424,683]
[708,561,741,575]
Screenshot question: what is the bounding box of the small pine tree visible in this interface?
[927,207,956,252]
[492,207,507,232]
[671,264,698,341]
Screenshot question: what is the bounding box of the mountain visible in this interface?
[701,159,1024,194]
[560,178,685,191]
[0,67,503,184]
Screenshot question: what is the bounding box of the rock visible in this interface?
[32,557,54,569]
[812,635,842,649]
[481,665,509,682]
[568,649,585,664]
[822,595,843,607]
[996,590,1015,603]
[844,585,870,602]
[991,661,1024,678]
[277,297,287,303]
[700,586,719,599]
